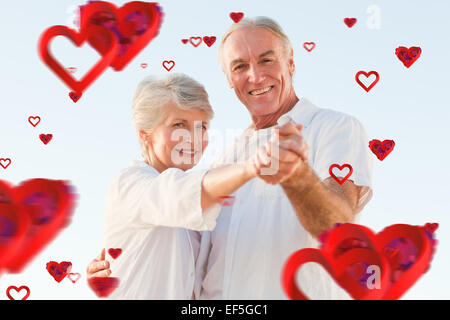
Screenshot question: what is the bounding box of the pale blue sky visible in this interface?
[0,0,449,299]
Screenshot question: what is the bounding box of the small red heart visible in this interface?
[68,272,81,283]
[140,63,148,68]
[88,277,119,298]
[69,91,82,103]
[181,39,188,44]
[6,285,30,300]
[355,71,380,92]
[46,261,72,282]
[395,46,421,68]
[0,158,11,169]
[329,164,353,185]
[203,36,216,47]
[162,60,175,71]
[369,139,395,161]
[66,67,77,74]
[424,223,439,234]
[39,134,53,145]
[344,18,357,28]
[218,196,235,206]
[28,116,41,127]
[230,12,244,23]
[108,248,122,259]
[189,36,202,47]
[303,42,315,52]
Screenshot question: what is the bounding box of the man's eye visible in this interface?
[234,64,245,71]
[173,123,184,127]
[262,59,272,63]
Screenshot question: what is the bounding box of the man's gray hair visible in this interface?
[217,16,293,73]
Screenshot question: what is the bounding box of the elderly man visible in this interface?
[87,16,373,299]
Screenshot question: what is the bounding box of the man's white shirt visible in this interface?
[195,97,373,299]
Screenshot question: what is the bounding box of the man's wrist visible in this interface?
[281,162,315,190]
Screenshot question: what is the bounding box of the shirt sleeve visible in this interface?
[311,112,373,188]
[111,167,221,231]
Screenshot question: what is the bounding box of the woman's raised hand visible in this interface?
[86,248,111,278]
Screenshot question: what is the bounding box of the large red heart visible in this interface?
[6,285,30,300]
[38,25,118,94]
[355,71,380,92]
[369,139,395,161]
[329,164,353,185]
[46,261,72,282]
[282,223,436,300]
[80,1,163,71]
[0,179,76,273]
[395,46,421,68]
[88,277,120,298]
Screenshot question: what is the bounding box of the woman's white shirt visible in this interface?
[104,161,221,299]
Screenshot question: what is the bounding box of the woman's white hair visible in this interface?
[132,73,214,156]
[217,16,293,73]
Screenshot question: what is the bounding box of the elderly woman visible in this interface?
[100,73,258,299]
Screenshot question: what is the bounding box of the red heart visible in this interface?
[0,158,11,169]
[68,272,81,283]
[88,276,120,298]
[329,164,353,185]
[395,46,421,68]
[69,91,82,103]
[0,179,76,273]
[369,139,395,161]
[38,25,118,94]
[203,36,216,47]
[6,285,30,300]
[28,116,41,127]
[425,223,439,234]
[355,71,380,92]
[46,261,72,282]
[181,39,188,44]
[282,223,436,300]
[80,1,163,71]
[218,196,235,207]
[108,248,122,259]
[230,12,244,23]
[303,42,315,52]
[39,134,53,145]
[140,63,148,68]
[344,18,357,28]
[66,67,77,74]
[162,60,175,71]
[189,36,202,47]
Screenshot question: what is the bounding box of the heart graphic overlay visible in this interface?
[355,71,380,92]
[203,36,216,47]
[189,36,202,47]
[282,223,438,300]
[230,12,244,23]
[344,18,357,28]
[3,179,77,273]
[69,91,82,102]
[303,42,315,52]
[140,63,147,68]
[28,116,41,127]
[46,261,72,282]
[329,164,353,185]
[395,46,421,68]
[88,277,120,298]
[0,159,12,169]
[181,39,188,44]
[68,272,81,283]
[39,134,53,145]
[80,1,164,71]
[369,139,395,161]
[6,285,30,300]
[38,24,118,94]
[108,248,122,259]
[218,196,235,206]
[162,60,174,71]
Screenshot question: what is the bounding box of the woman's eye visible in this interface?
[173,123,184,127]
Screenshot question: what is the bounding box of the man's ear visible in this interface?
[288,48,295,75]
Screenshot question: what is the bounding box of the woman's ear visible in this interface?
[138,130,149,144]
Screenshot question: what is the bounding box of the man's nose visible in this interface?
[247,64,265,83]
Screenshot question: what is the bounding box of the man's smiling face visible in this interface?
[222,27,295,118]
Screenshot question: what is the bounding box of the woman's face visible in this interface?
[144,102,210,172]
